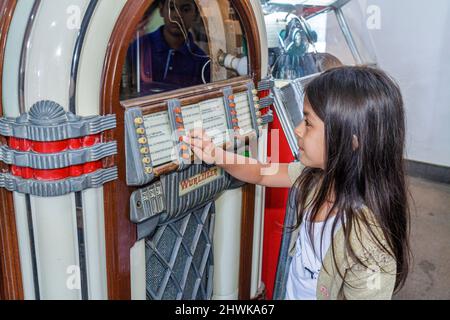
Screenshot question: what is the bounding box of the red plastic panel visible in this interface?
[6,134,104,181]
[7,134,102,153]
[262,109,294,300]
[11,161,104,181]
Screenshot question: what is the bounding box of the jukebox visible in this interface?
[0,0,271,300]
[0,0,377,301]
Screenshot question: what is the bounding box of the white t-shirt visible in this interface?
[285,162,340,300]
[285,213,340,300]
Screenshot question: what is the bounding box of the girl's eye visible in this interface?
[305,119,311,127]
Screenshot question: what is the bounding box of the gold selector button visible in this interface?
[140,147,149,154]
[145,167,153,174]
[142,157,151,164]
[136,128,145,135]
[138,137,147,144]
[134,117,144,125]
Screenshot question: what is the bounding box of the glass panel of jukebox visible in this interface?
[109,0,270,300]
[261,0,377,158]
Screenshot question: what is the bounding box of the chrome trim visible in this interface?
[334,6,363,65]
[18,0,41,114]
[69,0,99,114]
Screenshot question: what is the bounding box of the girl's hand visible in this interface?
[184,129,220,165]
[184,129,293,188]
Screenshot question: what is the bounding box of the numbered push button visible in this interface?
[134,117,144,126]
[138,137,147,144]
[145,167,153,175]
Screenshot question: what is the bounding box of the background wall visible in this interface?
[357,0,450,167]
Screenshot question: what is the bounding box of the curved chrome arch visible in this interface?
[69,0,98,114]
[18,0,41,114]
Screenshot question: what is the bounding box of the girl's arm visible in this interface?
[215,149,293,188]
[184,129,294,188]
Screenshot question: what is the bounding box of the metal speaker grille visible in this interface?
[145,202,215,300]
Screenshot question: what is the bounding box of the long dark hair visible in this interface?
[291,66,410,292]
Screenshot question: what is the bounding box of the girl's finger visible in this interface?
[189,137,208,149]
[204,143,216,157]
[191,146,205,160]
[224,141,232,150]
[189,128,205,139]
[189,128,211,142]
[192,146,214,165]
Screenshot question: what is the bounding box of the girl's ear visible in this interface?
[352,135,359,151]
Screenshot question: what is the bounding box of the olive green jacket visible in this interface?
[287,162,397,300]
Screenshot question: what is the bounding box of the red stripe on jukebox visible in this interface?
[8,134,101,153]
[6,134,107,181]
[258,89,272,116]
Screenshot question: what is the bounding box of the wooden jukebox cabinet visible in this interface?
[0,0,270,300]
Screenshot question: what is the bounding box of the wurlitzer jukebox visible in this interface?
[0,0,271,300]
[258,0,378,299]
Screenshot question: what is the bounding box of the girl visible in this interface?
[185,66,410,300]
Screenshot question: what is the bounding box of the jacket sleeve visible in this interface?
[288,161,305,185]
[341,254,397,300]
[341,219,398,300]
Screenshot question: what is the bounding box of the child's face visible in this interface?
[294,98,326,169]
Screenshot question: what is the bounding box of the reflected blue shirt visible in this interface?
[136,26,210,88]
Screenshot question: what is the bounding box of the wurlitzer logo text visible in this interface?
[179,167,222,196]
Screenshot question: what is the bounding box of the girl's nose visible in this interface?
[294,121,305,139]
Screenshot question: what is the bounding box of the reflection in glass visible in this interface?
[121,0,249,100]
[261,0,377,80]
